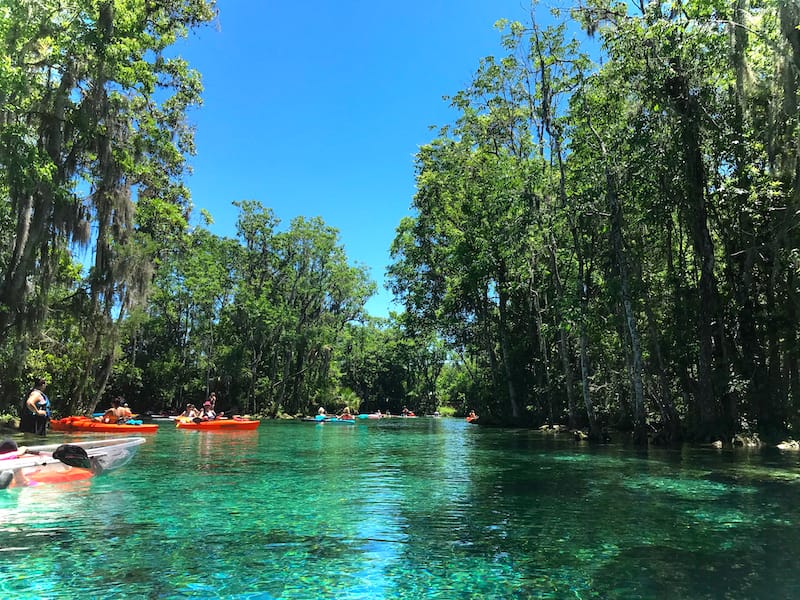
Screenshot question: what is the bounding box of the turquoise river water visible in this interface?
[2,417,800,599]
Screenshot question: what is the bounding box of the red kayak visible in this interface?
[176,418,260,431]
[50,416,159,434]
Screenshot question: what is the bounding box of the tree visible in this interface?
[0,0,215,410]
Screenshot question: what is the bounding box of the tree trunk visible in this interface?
[667,64,729,437]
[548,240,578,429]
[497,262,521,420]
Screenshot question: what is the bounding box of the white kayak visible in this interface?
[1,437,146,489]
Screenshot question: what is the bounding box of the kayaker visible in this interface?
[98,398,124,424]
[316,407,328,421]
[339,407,354,421]
[0,439,31,488]
[197,401,216,421]
[180,403,198,418]
[19,377,50,436]
[116,400,144,425]
[119,401,133,421]
[0,439,28,460]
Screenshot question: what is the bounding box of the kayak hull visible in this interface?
[1,437,146,489]
[175,419,260,430]
[50,416,159,434]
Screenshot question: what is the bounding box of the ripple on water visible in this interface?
[4,422,800,599]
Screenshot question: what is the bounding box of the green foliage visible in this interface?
[0,0,216,408]
[389,0,800,439]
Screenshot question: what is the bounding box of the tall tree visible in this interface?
[0,0,215,408]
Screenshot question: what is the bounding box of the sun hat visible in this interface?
[203,401,212,407]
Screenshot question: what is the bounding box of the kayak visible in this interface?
[1,437,146,489]
[175,418,260,431]
[357,413,384,419]
[301,417,355,425]
[50,416,159,434]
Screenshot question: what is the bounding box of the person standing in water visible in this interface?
[19,377,50,436]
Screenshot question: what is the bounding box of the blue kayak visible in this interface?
[301,417,355,425]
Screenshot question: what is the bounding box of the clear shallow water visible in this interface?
[2,419,800,599]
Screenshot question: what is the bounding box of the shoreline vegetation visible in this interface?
[2,2,800,446]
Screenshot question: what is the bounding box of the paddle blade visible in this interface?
[52,444,91,469]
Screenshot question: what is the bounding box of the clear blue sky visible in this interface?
[175,0,534,317]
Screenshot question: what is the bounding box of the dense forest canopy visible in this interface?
[2,0,800,444]
[389,0,800,442]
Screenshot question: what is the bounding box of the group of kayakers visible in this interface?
[15,375,461,435]
[14,375,233,436]
[178,392,222,421]
[316,406,356,420]
[314,406,423,420]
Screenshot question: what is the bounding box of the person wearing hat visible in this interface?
[197,400,216,421]
[179,403,198,419]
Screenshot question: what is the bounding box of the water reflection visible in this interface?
[3,420,800,598]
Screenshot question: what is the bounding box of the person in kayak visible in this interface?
[119,401,133,421]
[19,377,50,435]
[97,398,125,424]
[338,407,354,421]
[180,403,198,418]
[0,439,28,460]
[0,439,31,488]
[197,401,216,421]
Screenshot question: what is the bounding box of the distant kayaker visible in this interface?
[119,401,133,421]
[180,404,198,419]
[97,398,124,424]
[19,377,50,436]
[197,401,216,420]
[339,407,354,421]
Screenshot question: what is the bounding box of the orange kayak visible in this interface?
[50,416,159,434]
[175,418,260,431]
